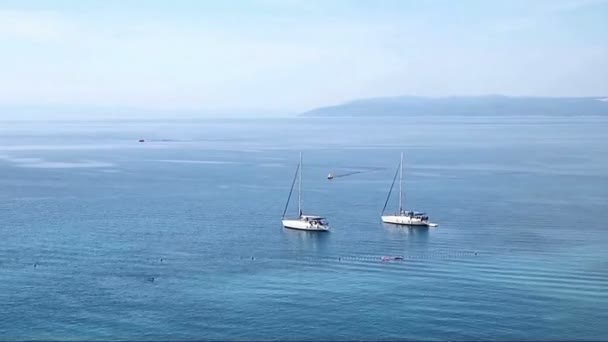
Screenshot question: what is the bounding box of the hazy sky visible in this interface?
[0,0,607,116]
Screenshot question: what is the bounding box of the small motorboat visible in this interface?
[327,173,334,180]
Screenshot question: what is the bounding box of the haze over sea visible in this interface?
[1,115,607,340]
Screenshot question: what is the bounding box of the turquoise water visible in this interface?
[1,116,607,340]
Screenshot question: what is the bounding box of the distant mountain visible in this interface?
[300,95,608,117]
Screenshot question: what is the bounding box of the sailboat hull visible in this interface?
[381,215,429,226]
[281,153,330,232]
[282,219,330,231]
[380,152,438,227]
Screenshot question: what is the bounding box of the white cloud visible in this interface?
[0,2,606,116]
[0,9,74,42]
[0,9,404,111]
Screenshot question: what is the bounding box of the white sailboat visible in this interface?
[381,152,438,227]
[282,152,330,231]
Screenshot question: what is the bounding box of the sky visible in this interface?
[0,0,607,118]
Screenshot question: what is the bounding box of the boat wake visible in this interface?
[329,167,385,179]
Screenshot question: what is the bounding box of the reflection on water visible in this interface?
[2,117,608,340]
[281,228,330,251]
[382,223,430,242]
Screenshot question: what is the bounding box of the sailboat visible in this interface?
[381,152,438,227]
[281,152,330,231]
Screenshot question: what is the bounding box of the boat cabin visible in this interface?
[399,211,429,221]
[301,215,329,225]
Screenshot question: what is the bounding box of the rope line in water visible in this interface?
[7,252,482,270]
[236,252,480,262]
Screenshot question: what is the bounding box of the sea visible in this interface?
[1,115,607,340]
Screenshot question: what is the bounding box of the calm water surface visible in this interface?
[1,116,607,340]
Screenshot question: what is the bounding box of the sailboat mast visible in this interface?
[298,152,302,217]
[381,160,400,215]
[399,152,403,213]
[282,162,300,219]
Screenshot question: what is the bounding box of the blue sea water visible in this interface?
[1,116,607,340]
